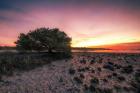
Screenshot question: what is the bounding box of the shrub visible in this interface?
[90,77,99,85]
[68,68,75,75]
[112,72,118,77]
[90,59,95,64]
[79,74,85,79]
[121,65,133,74]
[103,64,114,71]
[117,75,125,81]
[73,76,83,84]
[80,58,86,64]
[135,70,140,83]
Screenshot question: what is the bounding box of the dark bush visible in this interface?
[79,74,85,79]
[103,64,114,71]
[117,76,125,81]
[135,70,140,83]
[77,68,86,72]
[114,64,121,69]
[102,78,108,82]
[90,59,95,64]
[112,72,118,77]
[90,77,99,85]
[108,62,114,65]
[91,69,95,73]
[80,58,86,64]
[97,67,102,72]
[121,65,133,74]
[68,68,75,75]
[73,76,83,84]
[98,58,103,63]
[89,85,96,92]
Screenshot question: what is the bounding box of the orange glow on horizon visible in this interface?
[72,33,140,47]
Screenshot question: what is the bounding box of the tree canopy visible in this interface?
[15,27,72,53]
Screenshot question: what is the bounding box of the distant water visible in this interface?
[72,49,140,53]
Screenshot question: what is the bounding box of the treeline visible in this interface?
[0,46,16,50]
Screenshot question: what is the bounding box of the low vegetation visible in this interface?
[0,52,71,80]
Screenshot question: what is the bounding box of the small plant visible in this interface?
[103,64,114,71]
[123,86,131,92]
[59,77,63,82]
[80,58,86,64]
[89,85,96,92]
[114,85,122,92]
[77,68,86,72]
[91,69,95,73]
[107,74,112,79]
[73,76,83,84]
[90,59,95,64]
[102,78,108,82]
[98,58,103,63]
[117,75,125,81]
[68,68,75,75]
[112,72,117,77]
[79,73,85,79]
[90,77,99,86]
[97,67,102,72]
[85,67,90,71]
[0,74,2,81]
[108,62,114,66]
[83,84,88,90]
[121,65,133,74]
[134,70,140,83]
[83,84,96,92]
[114,64,121,69]
[103,88,113,93]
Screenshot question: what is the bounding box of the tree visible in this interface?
[15,27,72,54]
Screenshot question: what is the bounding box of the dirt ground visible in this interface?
[0,53,140,93]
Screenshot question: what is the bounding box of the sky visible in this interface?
[0,0,140,48]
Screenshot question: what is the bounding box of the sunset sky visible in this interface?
[0,0,140,48]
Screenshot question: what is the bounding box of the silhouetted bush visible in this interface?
[15,27,72,56]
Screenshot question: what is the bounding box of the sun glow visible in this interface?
[72,34,140,47]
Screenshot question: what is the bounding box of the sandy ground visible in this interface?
[0,53,140,93]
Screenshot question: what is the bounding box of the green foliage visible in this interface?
[15,27,72,54]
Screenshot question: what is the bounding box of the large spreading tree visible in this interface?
[15,27,72,54]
